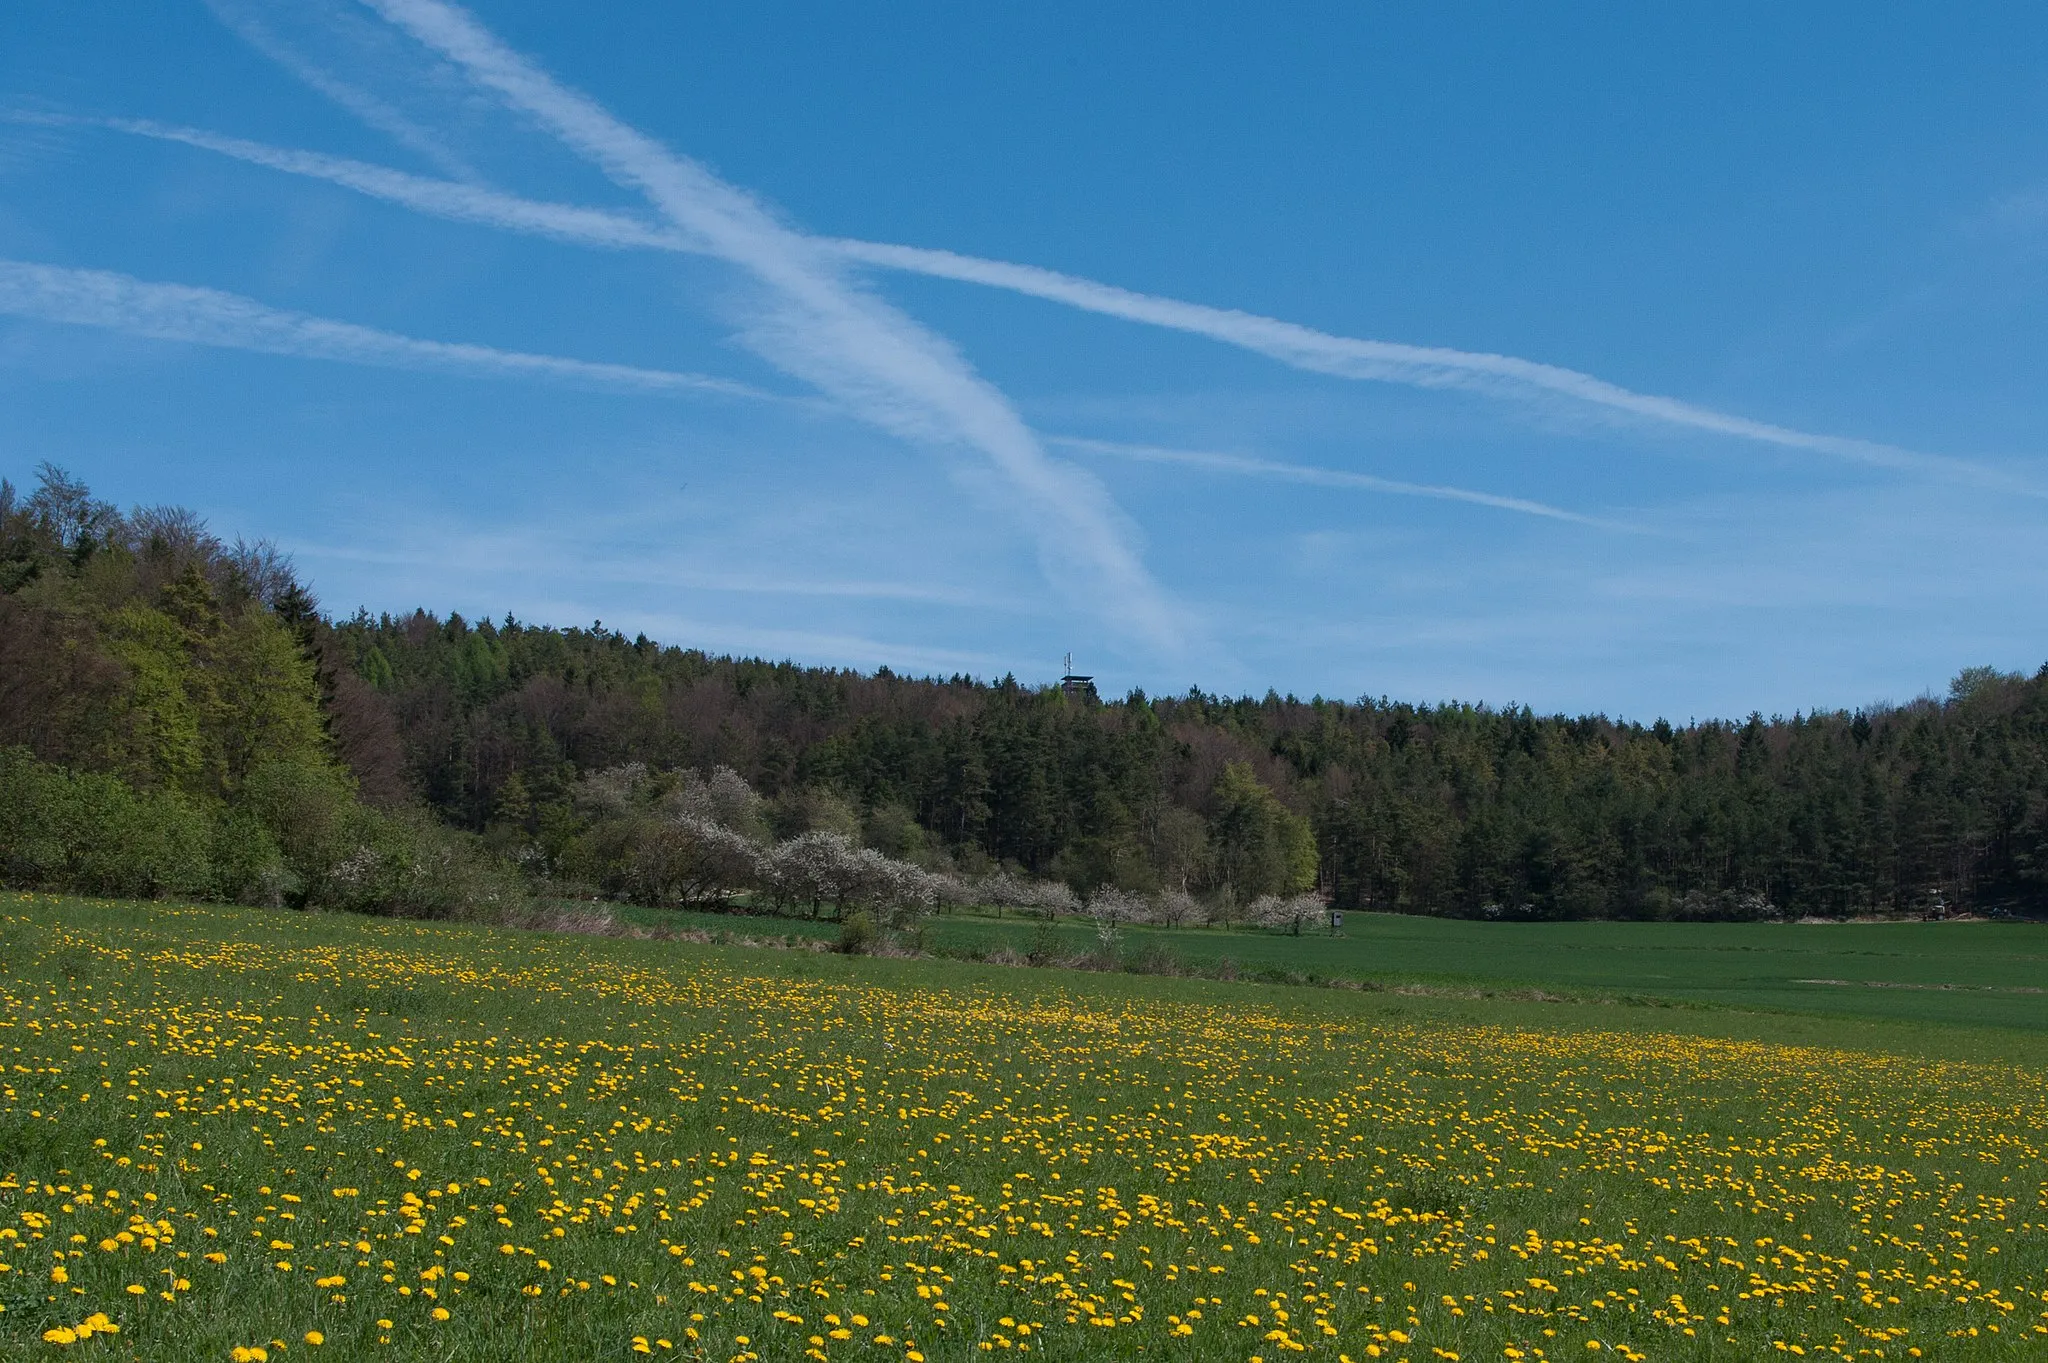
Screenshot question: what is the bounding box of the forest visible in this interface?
[4,464,2045,921]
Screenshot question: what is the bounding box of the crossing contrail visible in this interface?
[830,241,2000,488]
[40,109,2027,495]
[7,114,1649,527]
[353,0,1191,653]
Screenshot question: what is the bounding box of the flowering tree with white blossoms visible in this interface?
[1023,879,1080,919]
[1147,887,1204,927]
[973,872,1080,920]
[1086,886,1146,946]
[1249,891,1325,936]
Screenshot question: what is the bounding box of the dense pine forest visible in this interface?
[5,465,2045,920]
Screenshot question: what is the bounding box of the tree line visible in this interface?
[322,603,2048,920]
[5,465,2045,920]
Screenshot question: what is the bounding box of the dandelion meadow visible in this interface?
[2,896,2046,1361]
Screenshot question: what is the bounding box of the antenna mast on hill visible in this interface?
[1060,652,1094,698]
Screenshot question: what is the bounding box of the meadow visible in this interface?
[3,895,2047,1361]
[621,905,2048,1037]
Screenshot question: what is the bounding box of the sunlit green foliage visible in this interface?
[0,467,516,920]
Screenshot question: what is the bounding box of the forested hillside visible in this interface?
[0,467,513,914]
[6,465,2046,919]
[323,607,2048,917]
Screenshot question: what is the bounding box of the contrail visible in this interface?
[6,176,1573,527]
[200,0,478,182]
[54,111,2028,494]
[1052,437,1641,530]
[836,242,2022,491]
[355,0,1189,652]
[0,258,770,399]
[21,117,1607,547]
[36,114,693,252]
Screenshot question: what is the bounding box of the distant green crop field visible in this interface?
[620,902,2048,1035]
[3,894,2047,1361]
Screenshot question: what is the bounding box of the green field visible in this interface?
[619,904,2048,1038]
[3,894,2046,1361]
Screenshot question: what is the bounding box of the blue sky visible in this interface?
[4,2,2046,719]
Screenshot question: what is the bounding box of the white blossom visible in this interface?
[1249,892,1325,935]
[1147,887,1203,927]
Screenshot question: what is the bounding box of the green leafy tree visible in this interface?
[1209,761,1317,900]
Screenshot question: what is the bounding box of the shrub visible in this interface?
[1026,918,1065,966]
[1672,888,1782,922]
[0,746,212,899]
[658,765,768,841]
[207,806,291,906]
[836,909,880,955]
[317,807,527,921]
[564,813,764,907]
[239,758,358,896]
[0,745,66,884]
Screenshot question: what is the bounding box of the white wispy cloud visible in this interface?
[200,0,479,182]
[27,113,691,252]
[65,109,2025,494]
[835,242,2030,493]
[15,121,1612,530]
[576,610,1011,678]
[348,0,1187,654]
[1052,436,1639,530]
[0,257,772,399]
[291,535,1026,610]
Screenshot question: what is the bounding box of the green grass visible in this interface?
[2,893,2046,1361]
[614,901,2048,1035]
